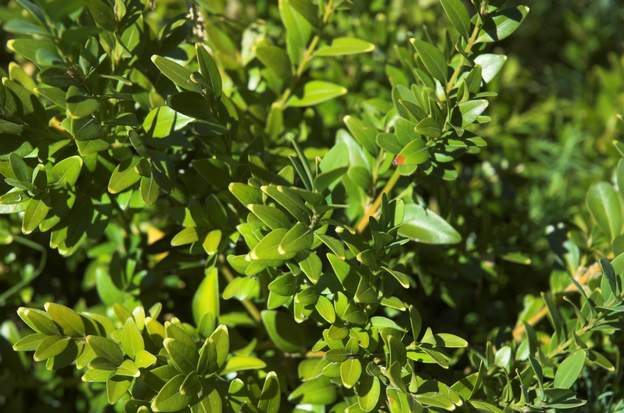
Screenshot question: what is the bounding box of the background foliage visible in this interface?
[0,0,623,412]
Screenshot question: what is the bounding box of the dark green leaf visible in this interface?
[410,39,447,84]
[440,0,471,39]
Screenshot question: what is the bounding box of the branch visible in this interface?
[355,169,401,233]
[355,12,483,234]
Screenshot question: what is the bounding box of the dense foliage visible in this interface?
[0,0,623,412]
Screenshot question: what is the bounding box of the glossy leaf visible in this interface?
[440,0,471,39]
[315,37,375,57]
[477,6,530,43]
[151,55,201,92]
[192,267,220,336]
[587,182,623,240]
[287,81,348,107]
[410,39,447,84]
[398,204,461,244]
[340,358,362,389]
[554,350,586,389]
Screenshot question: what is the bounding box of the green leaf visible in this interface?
[151,55,201,92]
[494,346,512,370]
[340,358,362,389]
[196,44,222,97]
[82,368,113,383]
[192,390,223,413]
[22,198,49,234]
[33,336,70,361]
[278,0,312,65]
[16,0,47,25]
[268,273,298,296]
[256,44,292,80]
[299,253,322,284]
[222,355,266,374]
[370,316,406,332]
[51,156,83,186]
[315,295,336,323]
[395,137,429,176]
[261,310,308,353]
[180,371,202,397]
[414,117,442,138]
[116,359,140,377]
[151,374,191,412]
[289,0,319,26]
[386,388,413,413]
[106,377,132,404]
[541,389,586,409]
[287,81,348,107]
[586,182,623,241]
[315,37,375,57]
[250,228,289,260]
[258,371,281,413]
[135,349,157,368]
[118,319,144,358]
[440,0,471,39]
[382,267,411,289]
[409,306,423,341]
[12,333,47,351]
[261,185,310,223]
[414,392,455,410]
[470,400,504,413]
[108,160,140,194]
[327,253,350,285]
[288,377,337,405]
[9,153,33,188]
[410,39,447,84]
[140,176,159,205]
[143,106,193,138]
[85,0,116,31]
[314,167,348,193]
[477,6,530,43]
[202,229,222,255]
[278,222,313,256]
[66,86,99,118]
[87,335,123,365]
[474,54,507,83]
[197,329,220,374]
[17,307,59,335]
[164,337,197,373]
[248,204,292,230]
[210,325,229,369]
[398,204,461,244]
[315,234,346,259]
[171,227,199,247]
[554,350,586,389]
[192,267,220,336]
[357,375,381,412]
[0,119,24,135]
[344,115,378,155]
[229,183,262,205]
[45,303,85,336]
[458,99,489,126]
[433,333,468,348]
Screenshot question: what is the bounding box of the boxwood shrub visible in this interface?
[1,0,624,412]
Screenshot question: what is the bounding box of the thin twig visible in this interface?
[446,15,481,94]
[355,169,401,233]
